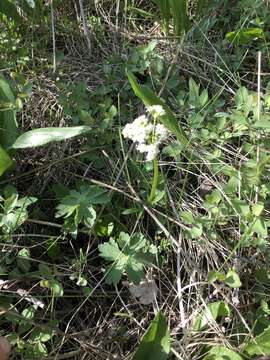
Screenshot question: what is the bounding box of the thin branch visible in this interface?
[78,0,91,51]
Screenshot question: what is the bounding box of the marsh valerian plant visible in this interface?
[122,105,169,202]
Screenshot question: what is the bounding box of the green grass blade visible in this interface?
[127,71,188,145]
[196,0,206,16]
[169,0,190,35]
[153,0,171,33]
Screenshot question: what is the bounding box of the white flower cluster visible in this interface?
[122,105,168,161]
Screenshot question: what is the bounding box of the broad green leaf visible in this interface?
[98,239,122,262]
[0,75,18,149]
[207,270,225,284]
[0,75,15,102]
[0,145,13,176]
[132,311,170,360]
[189,78,200,105]
[0,111,18,149]
[226,28,264,45]
[193,301,231,331]
[31,329,52,343]
[105,264,123,285]
[49,279,64,297]
[38,263,53,278]
[204,346,243,360]
[12,126,91,148]
[245,325,270,356]
[32,342,48,357]
[21,306,35,320]
[162,142,186,158]
[252,218,268,238]
[235,87,249,108]
[231,199,250,218]
[127,71,188,145]
[0,0,22,23]
[179,211,194,224]
[189,223,203,238]
[224,270,241,288]
[252,203,264,217]
[0,188,36,234]
[17,248,31,273]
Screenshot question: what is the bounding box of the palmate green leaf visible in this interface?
[98,239,122,262]
[204,346,243,360]
[127,71,188,146]
[0,145,13,176]
[132,311,170,360]
[12,126,91,149]
[98,232,155,285]
[56,185,109,229]
[0,187,37,234]
[126,260,145,284]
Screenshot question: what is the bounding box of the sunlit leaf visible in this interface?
[224,270,242,288]
[132,311,170,360]
[193,301,231,331]
[226,28,264,45]
[12,126,91,148]
[245,325,270,356]
[204,346,243,360]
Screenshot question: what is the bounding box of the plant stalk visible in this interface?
[148,158,159,204]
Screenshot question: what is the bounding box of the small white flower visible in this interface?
[154,123,168,143]
[122,112,169,162]
[136,143,159,162]
[136,143,148,153]
[147,105,165,118]
[122,115,153,144]
[145,144,159,162]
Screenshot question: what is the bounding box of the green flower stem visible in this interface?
[148,158,159,204]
